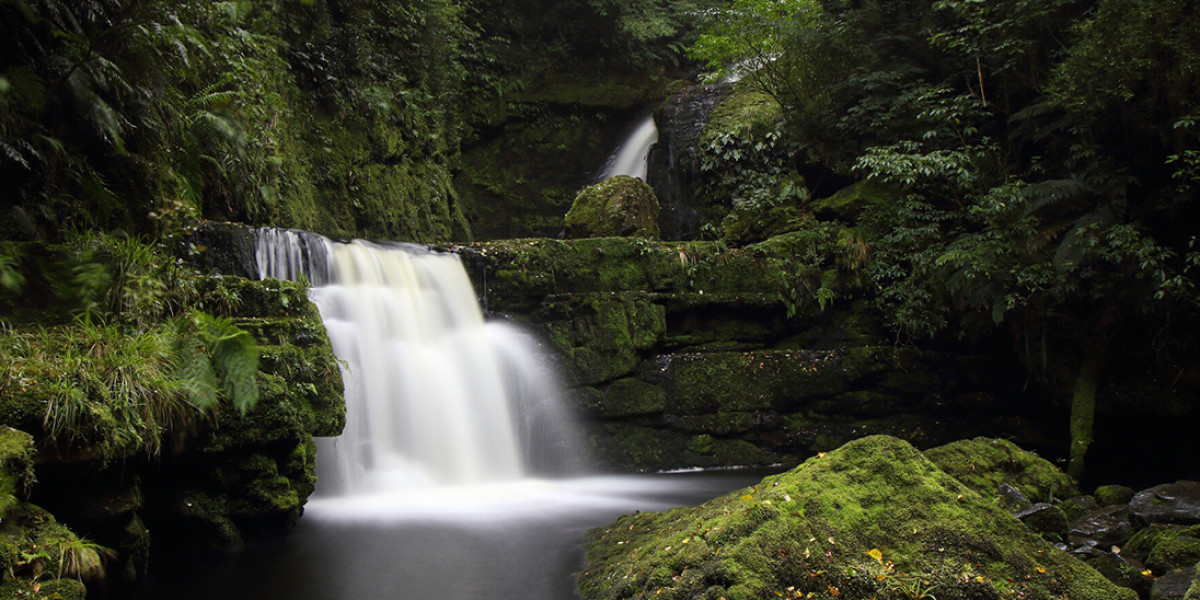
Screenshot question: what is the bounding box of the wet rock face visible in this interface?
[647,83,729,240]
[1070,505,1137,549]
[1132,481,1200,525]
[462,236,1055,472]
[1152,568,1197,600]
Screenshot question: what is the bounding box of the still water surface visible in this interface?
[140,470,775,600]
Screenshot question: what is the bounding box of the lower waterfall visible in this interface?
[254,229,579,495]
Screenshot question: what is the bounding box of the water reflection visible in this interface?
[140,470,778,600]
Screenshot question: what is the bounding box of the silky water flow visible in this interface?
[601,113,658,180]
[255,229,580,496]
[131,228,777,600]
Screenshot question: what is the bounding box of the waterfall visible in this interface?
[255,229,579,495]
[601,114,658,180]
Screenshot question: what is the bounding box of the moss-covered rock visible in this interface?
[540,294,666,385]
[658,350,852,416]
[925,437,1078,504]
[579,435,1135,600]
[0,428,35,502]
[1095,484,1137,507]
[586,423,782,472]
[590,379,668,418]
[1186,562,1200,599]
[0,503,103,598]
[720,203,808,246]
[1128,525,1200,574]
[809,180,900,224]
[565,176,661,239]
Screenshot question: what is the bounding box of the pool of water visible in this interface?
[136,469,776,600]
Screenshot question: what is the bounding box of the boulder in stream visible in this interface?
[564,175,660,239]
[1132,481,1200,525]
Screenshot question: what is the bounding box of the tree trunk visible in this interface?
[1067,348,1102,480]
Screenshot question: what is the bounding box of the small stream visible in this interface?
[139,470,775,600]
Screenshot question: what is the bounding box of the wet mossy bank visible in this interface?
[578,436,1141,600]
[457,236,1058,472]
[0,242,345,592]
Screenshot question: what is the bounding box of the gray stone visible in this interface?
[1151,568,1198,600]
[1133,481,1200,525]
[1071,505,1136,548]
[1015,502,1069,539]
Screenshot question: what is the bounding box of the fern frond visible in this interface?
[1052,204,1116,272]
[1022,175,1091,215]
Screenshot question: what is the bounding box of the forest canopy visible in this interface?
[688,0,1200,476]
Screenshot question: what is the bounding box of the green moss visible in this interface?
[541,294,665,385]
[720,204,809,246]
[660,350,851,416]
[1187,562,1200,600]
[461,230,846,316]
[700,90,782,145]
[1094,484,1136,506]
[589,424,676,472]
[809,180,900,224]
[1148,534,1200,574]
[596,379,667,418]
[924,437,1078,504]
[0,428,34,499]
[579,436,1136,600]
[565,176,661,239]
[0,504,104,596]
[0,578,87,600]
[1128,525,1200,574]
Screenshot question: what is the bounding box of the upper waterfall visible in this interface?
[255,229,579,495]
[602,114,658,180]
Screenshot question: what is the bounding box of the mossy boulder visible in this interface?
[1128,525,1200,574]
[0,428,35,501]
[564,176,661,239]
[0,504,100,598]
[720,203,808,246]
[579,435,1136,600]
[809,180,900,224]
[1095,484,1137,507]
[925,437,1078,504]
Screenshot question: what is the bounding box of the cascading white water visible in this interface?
[602,114,658,180]
[255,229,579,495]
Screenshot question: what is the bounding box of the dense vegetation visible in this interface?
[1,0,1199,594]
[685,0,1200,478]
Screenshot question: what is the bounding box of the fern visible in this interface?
[173,311,259,414]
[1022,175,1092,215]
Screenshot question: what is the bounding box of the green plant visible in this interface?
[173,311,260,415]
[55,537,113,583]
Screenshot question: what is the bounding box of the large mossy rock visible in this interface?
[564,176,661,239]
[579,436,1136,600]
[925,437,1079,504]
